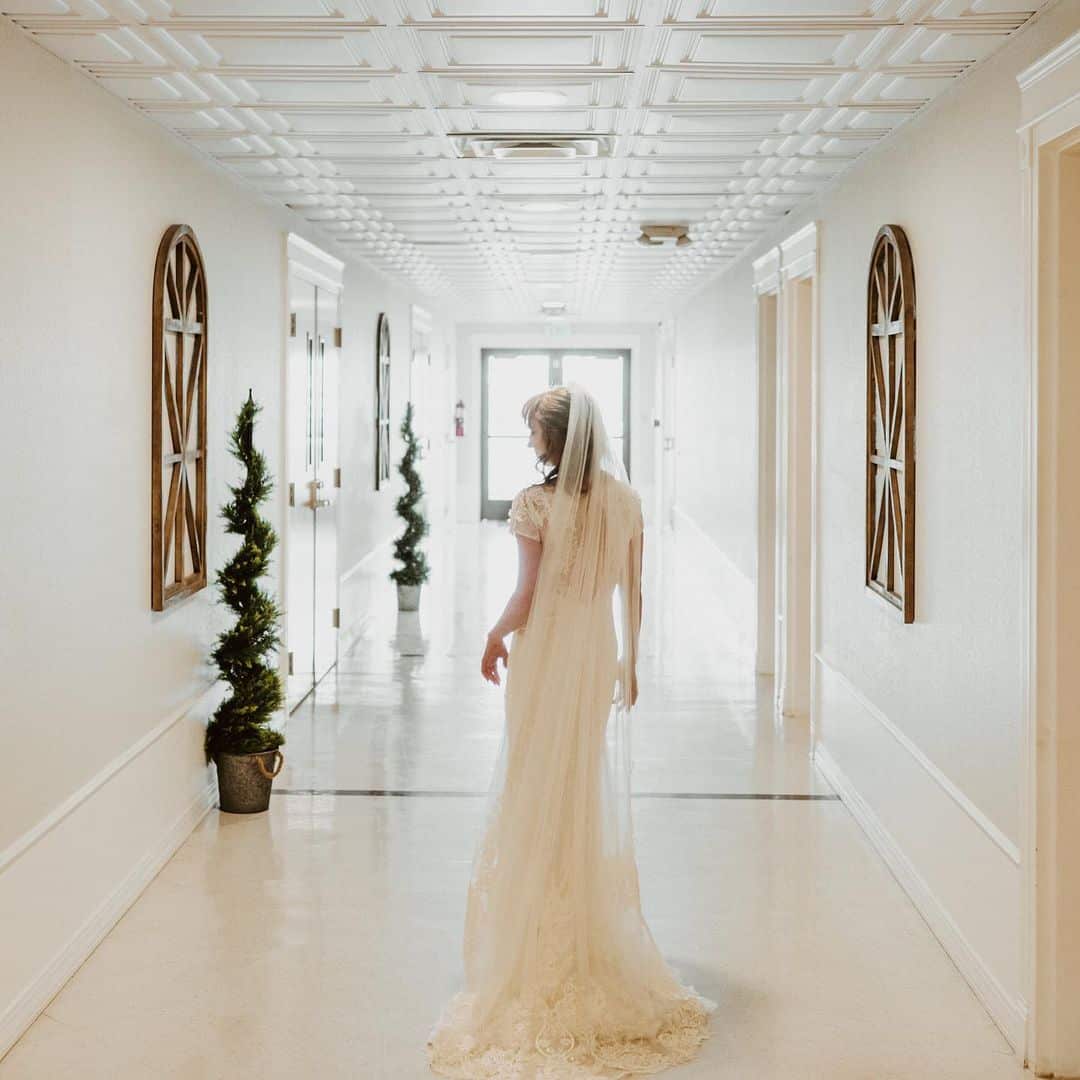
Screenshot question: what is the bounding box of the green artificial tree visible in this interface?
[204,391,286,765]
[389,401,431,588]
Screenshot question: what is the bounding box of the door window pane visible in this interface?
[488,436,545,501]
[560,353,624,436]
[488,353,549,436]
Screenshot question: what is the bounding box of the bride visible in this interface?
[427,384,714,1078]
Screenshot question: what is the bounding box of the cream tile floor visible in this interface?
[1,520,1024,1079]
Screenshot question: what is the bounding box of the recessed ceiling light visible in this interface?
[491,89,569,108]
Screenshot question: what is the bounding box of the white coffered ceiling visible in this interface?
[3,0,1050,319]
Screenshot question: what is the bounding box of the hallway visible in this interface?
[0,521,1021,1079]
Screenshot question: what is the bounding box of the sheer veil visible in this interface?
[428,382,713,1077]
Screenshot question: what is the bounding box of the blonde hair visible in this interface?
[521,386,594,492]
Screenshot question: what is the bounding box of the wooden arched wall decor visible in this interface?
[866,224,916,622]
[151,224,208,611]
[375,312,392,490]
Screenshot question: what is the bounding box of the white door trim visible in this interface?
[286,232,345,294]
[753,223,820,720]
[1018,31,1080,1076]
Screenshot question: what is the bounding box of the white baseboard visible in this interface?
[812,657,1027,1052]
[0,684,223,1062]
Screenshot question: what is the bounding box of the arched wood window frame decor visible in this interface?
[152,224,208,611]
[375,312,392,490]
[866,224,916,622]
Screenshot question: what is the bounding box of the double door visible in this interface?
[286,275,340,711]
[480,348,630,520]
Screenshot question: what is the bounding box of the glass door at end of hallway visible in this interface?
[481,349,630,521]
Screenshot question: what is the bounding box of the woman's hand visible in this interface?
[615,666,639,707]
[481,632,509,686]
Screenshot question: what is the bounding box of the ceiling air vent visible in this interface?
[449,133,614,160]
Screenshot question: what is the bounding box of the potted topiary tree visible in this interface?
[205,390,286,813]
[390,400,430,611]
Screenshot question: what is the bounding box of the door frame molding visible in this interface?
[752,222,820,720]
[752,252,780,679]
[287,232,345,293]
[1018,32,1080,1076]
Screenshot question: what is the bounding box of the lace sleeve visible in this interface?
[508,488,541,541]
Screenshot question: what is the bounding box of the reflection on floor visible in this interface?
[0,519,1023,1078]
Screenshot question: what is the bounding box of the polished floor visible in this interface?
[1,519,1024,1078]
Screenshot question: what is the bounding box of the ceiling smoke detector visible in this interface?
[637,224,692,248]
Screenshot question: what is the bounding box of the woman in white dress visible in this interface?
[427,384,714,1078]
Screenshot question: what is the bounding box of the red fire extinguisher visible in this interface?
[454,399,465,438]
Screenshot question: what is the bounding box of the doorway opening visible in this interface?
[480,348,631,520]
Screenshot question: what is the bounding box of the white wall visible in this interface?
[454,321,660,522]
[671,0,1080,1051]
[0,17,449,1055]
[672,263,758,584]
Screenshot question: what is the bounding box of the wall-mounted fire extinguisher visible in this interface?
[454,399,465,438]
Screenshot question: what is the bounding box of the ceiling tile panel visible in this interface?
[1,0,1050,317]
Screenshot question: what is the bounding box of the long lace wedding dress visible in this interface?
[427,386,714,1079]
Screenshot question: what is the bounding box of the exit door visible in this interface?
[480,348,630,520]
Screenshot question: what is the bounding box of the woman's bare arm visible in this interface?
[490,534,542,638]
[482,534,542,685]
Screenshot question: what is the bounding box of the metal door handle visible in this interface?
[305,479,331,510]
[306,333,314,468]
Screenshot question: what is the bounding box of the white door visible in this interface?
[312,284,340,685]
[286,273,340,710]
[286,279,316,711]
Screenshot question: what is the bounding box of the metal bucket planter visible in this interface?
[216,749,284,814]
[397,583,421,611]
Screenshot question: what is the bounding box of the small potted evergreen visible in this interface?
[205,391,286,813]
[390,401,430,611]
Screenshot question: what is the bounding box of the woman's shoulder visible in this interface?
[607,475,641,505]
[517,480,555,502]
[510,482,554,519]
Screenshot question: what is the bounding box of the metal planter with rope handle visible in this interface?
[215,749,285,814]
